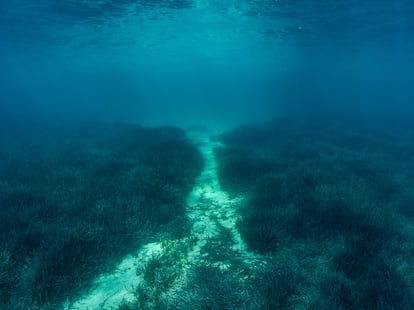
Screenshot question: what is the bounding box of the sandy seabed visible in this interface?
[66,130,257,309]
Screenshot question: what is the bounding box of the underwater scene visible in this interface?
[1,1,414,309]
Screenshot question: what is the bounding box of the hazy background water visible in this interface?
[1,0,413,129]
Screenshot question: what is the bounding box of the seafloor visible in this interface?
[1,118,414,309]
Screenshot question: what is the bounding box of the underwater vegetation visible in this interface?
[215,118,414,309]
[0,121,203,308]
[1,117,414,309]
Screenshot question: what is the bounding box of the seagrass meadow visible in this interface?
[0,120,203,308]
[1,118,414,309]
[1,0,414,309]
[214,118,414,309]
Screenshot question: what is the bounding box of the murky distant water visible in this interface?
[1,0,413,127]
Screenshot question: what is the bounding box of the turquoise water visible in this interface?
[1,1,414,126]
[1,1,414,309]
